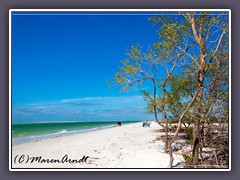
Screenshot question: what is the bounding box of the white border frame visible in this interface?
[9,9,231,171]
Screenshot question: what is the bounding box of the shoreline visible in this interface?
[12,122,184,168]
[12,121,139,146]
[12,124,118,146]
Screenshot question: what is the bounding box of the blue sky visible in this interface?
[12,11,162,122]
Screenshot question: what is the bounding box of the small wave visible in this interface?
[55,129,68,134]
[12,125,117,145]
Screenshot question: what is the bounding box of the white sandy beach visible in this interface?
[12,122,184,169]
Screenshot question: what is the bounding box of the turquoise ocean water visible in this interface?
[12,121,138,145]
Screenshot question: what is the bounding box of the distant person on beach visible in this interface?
[142,120,151,127]
[117,122,121,126]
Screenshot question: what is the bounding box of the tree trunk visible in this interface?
[193,53,206,164]
[168,139,174,168]
[189,14,207,165]
[192,118,200,164]
[152,78,158,121]
[164,116,169,153]
[152,78,165,128]
[203,124,207,146]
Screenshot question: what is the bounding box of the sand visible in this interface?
[11,122,184,169]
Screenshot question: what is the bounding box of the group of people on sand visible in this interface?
[142,120,152,127]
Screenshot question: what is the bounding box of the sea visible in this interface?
[12,121,139,145]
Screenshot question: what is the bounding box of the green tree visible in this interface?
[107,44,164,126]
[110,11,229,167]
[150,12,229,165]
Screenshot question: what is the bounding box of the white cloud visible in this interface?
[12,96,155,121]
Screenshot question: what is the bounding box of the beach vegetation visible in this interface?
[109,11,229,168]
[182,153,193,165]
